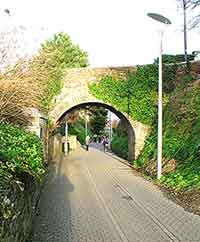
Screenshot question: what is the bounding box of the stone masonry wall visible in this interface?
[1,176,42,242]
[49,65,149,160]
[50,66,137,122]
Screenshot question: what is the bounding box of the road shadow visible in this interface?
[28,156,74,242]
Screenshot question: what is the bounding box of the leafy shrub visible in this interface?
[110,119,129,160]
[111,132,128,160]
[68,118,90,145]
[0,122,45,239]
[0,122,45,179]
[154,54,195,64]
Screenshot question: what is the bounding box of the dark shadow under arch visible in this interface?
[56,101,135,162]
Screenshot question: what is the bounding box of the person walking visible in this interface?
[85,135,90,151]
[102,136,108,152]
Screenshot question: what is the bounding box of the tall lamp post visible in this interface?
[109,110,112,148]
[85,111,89,139]
[182,0,188,64]
[147,13,171,179]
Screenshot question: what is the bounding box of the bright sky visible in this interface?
[0,0,200,67]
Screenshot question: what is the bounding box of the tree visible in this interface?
[30,32,88,110]
[176,0,200,29]
[176,0,200,65]
[89,107,108,135]
[186,0,200,29]
[0,61,43,126]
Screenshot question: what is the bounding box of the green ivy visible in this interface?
[89,63,199,190]
[154,54,195,64]
[89,64,177,125]
[136,76,200,190]
[111,133,128,160]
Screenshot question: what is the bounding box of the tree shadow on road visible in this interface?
[28,156,74,242]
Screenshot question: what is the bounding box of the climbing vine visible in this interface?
[136,74,200,190]
[89,64,177,125]
[89,63,200,190]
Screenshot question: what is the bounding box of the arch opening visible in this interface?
[51,101,136,162]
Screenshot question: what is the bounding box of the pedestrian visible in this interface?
[102,137,108,152]
[85,135,90,151]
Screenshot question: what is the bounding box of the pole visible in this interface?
[85,116,87,139]
[128,77,130,117]
[182,0,188,65]
[109,110,112,148]
[157,30,163,179]
[65,121,68,154]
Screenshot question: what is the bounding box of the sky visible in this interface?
[0,0,200,67]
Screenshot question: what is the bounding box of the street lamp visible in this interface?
[85,111,89,139]
[4,9,10,16]
[108,110,112,148]
[147,13,171,179]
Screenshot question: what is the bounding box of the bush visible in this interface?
[0,122,45,179]
[111,133,128,160]
[68,118,90,145]
[154,54,195,64]
[0,122,45,239]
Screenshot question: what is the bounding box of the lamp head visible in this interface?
[4,9,10,16]
[147,13,171,25]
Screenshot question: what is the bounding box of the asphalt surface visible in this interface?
[29,146,200,242]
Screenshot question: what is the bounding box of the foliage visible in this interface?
[30,32,88,110]
[0,32,88,126]
[111,127,128,160]
[90,107,108,135]
[68,118,91,145]
[154,54,195,64]
[89,64,177,125]
[0,122,45,179]
[0,62,43,126]
[0,122,45,238]
[136,75,200,190]
[89,62,199,190]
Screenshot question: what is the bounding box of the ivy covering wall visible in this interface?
[137,74,200,190]
[89,63,200,190]
[89,64,177,126]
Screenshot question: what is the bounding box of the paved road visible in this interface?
[30,147,200,242]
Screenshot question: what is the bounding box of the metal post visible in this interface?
[127,77,130,117]
[182,0,188,65]
[65,121,68,154]
[85,116,87,139]
[109,110,112,148]
[157,30,163,179]
[147,12,171,180]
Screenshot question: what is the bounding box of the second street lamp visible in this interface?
[147,13,171,179]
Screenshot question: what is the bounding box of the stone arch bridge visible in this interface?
[49,66,149,161]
